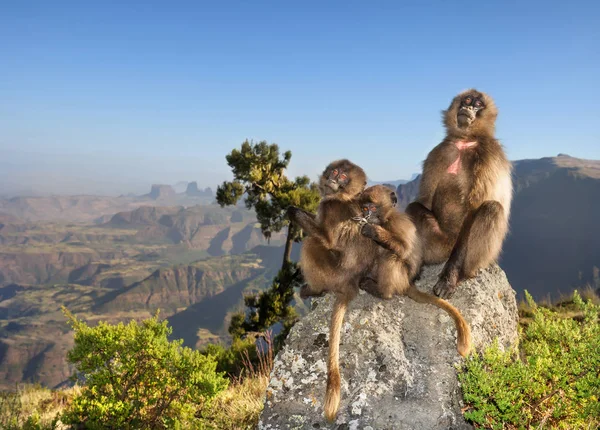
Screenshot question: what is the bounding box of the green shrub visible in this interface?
[203,337,258,377]
[459,291,600,429]
[61,309,228,429]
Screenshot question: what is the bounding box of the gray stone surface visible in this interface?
[259,264,518,430]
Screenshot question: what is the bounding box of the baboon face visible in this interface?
[443,89,498,135]
[319,159,366,197]
[456,92,486,128]
[359,185,397,225]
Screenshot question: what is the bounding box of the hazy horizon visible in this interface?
[2,1,599,196]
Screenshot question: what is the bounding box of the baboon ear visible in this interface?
[390,191,398,207]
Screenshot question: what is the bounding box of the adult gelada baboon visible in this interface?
[288,159,377,422]
[406,89,512,299]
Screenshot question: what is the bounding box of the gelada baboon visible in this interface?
[406,89,512,299]
[356,185,471,356]
[288,159,378,422]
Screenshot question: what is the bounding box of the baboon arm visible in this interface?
[417,145,447,208]
[362,224,409,258]
[287,206,324,238]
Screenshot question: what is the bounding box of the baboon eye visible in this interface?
[369,204,377,211]
[362,206,369,213]
[332,169,338,176]
[475,100,483,107]
[464,97,472,105]
[339,173,347,181]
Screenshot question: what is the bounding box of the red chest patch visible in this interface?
[447,140,477,175]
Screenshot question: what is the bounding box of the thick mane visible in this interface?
[442,89,498,139]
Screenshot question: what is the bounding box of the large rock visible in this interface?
[148,184,176,200]
[260,264,518,429]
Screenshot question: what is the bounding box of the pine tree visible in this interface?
[216,140,320,339]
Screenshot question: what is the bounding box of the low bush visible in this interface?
[61,309,228,429]
[459,291,600,429]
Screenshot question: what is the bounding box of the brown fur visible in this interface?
[287,159,377,422]
[358,185,471,357]
[406,89,512,299]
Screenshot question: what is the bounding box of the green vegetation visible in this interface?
[2,291,599,429]
[0,317,274,430]
[61,309,229,429]
[216,140,320,340]
[0,384,74,430]
[459,291,600,429]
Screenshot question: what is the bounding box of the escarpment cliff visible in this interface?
[260,264,518,429]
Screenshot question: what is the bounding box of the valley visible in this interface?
[1,154,600,390]
[0,199,287,390]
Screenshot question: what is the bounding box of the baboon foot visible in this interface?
[359,277,391,300]
[433,278,457,299]
[299,284,326,299]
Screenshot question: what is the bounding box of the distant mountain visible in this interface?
[147,184,176,200]
[367,178,408,188]
[503,154,600,299]
[0,204,284,288]
[185,182,213,198]
[95,253,267,315]
[0,195,143,223]
[105,205,279,251]
[0,190,217,223]
[396,154,600,299]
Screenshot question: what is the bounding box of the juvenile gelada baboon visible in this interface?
[356,185,471,357]
[288,159,378,422]
[406,89,512,299]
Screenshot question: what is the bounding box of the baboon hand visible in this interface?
[287,206,300,221]
[361,223,379,240]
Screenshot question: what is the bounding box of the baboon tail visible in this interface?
[406,285,471,357]
[324,295,349,422]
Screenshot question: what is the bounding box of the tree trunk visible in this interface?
[282,223,295,268]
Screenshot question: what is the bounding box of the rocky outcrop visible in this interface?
[107,206,182,227]
[185,182,213,197]
[95,254,266,313]
[260,264,518,429]
[0,251,96,286]
[148,184,176,200]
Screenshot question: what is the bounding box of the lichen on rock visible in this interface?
[259,264,518,429]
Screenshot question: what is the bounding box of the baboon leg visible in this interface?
[434,201,506,299]
[299,237,341,298]
[379,258,411,296]
[359,259,409,299]
[405,202,454,264]
[462,200,507,277]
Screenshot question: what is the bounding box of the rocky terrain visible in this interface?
[260,264,518,429]
[0,202,288,389]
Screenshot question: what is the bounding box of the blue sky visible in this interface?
[1,1,599,195]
